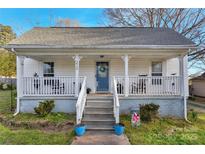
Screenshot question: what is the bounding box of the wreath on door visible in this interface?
[99,66,106,72]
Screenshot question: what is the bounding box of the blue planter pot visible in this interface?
[75,124,86,136]
[113,123,125,135]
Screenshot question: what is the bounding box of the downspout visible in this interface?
[180,53,188,122]
[184,49,192,123]
[183,54,187,121]
[12,48,20,116]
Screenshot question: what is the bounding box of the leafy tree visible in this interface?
[104,9,205,73]
[0,24,16,77]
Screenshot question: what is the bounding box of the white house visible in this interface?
[5,27,195,130]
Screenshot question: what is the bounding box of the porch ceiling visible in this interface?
[26,54,180,62]
[15,48,187,61]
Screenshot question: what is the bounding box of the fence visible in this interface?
[0,77,16,113]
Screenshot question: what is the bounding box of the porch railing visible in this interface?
[113,77,120,124]
[115,76,181,96]
[76,77,87,124]
[22,76,84,96]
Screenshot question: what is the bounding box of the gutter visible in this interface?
[4,44,197,50]
[12,48,20,116]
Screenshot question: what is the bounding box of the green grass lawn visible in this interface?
[0,90,16,112]
[0,124,74,145]
[121,113,205,145]
[2,112,75,124]
[0,90,75,145]
[0,113,75,145]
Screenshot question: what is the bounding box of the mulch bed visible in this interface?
[0,114,74,132]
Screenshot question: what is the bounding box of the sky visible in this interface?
[0,8,104,35]
[0,8,201,75]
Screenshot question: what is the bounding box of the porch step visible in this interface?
[83,120,115,125]
[83,117,115,126]
[84,113,114,119]
[85,104,113,108]
[87,96,113,99]
[85,106,113,112]
[82,94,115,131]
[86,124,114,131]
[84,110,113,114]
[86,102,113,107]
[87,99,113,102]
[83,117,115,122]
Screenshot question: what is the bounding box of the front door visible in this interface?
[96,62,109,92]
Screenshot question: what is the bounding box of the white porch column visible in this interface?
[179,55,187,120]
[73,55,82,97]
[16,56,25,115]
[121,55,130,97]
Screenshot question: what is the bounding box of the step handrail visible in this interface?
[113,76,120,123]
[76,76,87,124]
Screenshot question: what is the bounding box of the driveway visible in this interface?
[71,131,130,145]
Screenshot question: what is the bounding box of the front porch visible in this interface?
[16,52,188,124]
[17,53,186,98]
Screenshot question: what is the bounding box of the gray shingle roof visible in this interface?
[7,27,195,48]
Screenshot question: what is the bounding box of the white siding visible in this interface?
[129,59,151,76]
[24,58,43,77]
[79,59,96,92]
[23,57,180,93]
[55,58,75,76]
[166,58,179,76]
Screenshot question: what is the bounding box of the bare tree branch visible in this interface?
[104,8,205,74]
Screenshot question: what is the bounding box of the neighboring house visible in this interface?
[190,72,205,97]
[4,27,195,130]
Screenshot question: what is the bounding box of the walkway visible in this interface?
[71,131,130,145]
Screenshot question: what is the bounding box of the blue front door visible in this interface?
[96,62,109,92]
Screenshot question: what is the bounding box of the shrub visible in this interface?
[0,83,14,90]
[140,103,160,122]
[2,83,8,90]
[188,109,198,122]
[34,100,55,117]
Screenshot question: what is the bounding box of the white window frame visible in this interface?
[43,62,54,77]
[151,61,163,76]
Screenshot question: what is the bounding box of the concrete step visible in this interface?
[83,117,115,122]
[83,120,115,125]
[86,99,113,105]
[84,110,113,114]
[85,106,113,112]
[86,124,114,131]
[86,101,113,106]
[84,114,114,119]
[87,99,113,102]
[82,117,115,125]
[87,96,113,99]
[85,104,113,108]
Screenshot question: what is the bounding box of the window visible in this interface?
[151,62,162,76]
[43,62,54,77]
[151,62,162,85]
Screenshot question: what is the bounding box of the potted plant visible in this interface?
[74,124,86,136]
[113,123,125,135]
[87,88,91,94]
